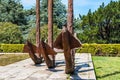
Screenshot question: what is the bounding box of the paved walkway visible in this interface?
[0,53,96,80]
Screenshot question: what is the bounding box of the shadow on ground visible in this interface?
[97,71,120,79]
[70,63,95,80]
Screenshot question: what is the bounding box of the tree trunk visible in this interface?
[36,0,42,61]
[67,0,73,34]
[36,0,40,47]
[48,0,53,47]
[67,0,75,73]
[48,0,55,67]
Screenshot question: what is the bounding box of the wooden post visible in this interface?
[36,0,43,61]
[67,0,73,34]
[67,0,75,73]
[48,0,55,67]
[36,0,40,47]
[48,0,53,47]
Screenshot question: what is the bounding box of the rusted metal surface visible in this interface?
[23,41,56,68]
[54,27,82,74]
[23,0,56,68]
[62,27,74,74]
[36,0,40,47]
[48,0,53,48]
[40,40,56,68]
[23,0,81,73]
[48,0,55,67]
[36,0,43,62]
[67,0,73,34]
[23,41,42,64]
[67,0,75,72]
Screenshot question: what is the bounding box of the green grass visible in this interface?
[92,56,120,80]
[0,54,29,66]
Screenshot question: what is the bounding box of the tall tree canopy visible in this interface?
[0,0,28,39]
[0,0,66,43]
[27,0,67,28]
[77,1,120,43]
[0,0,27,25]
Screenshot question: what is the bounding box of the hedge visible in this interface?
[0,44,24,53]
[0,44,120,56]
[76,44,120,56]
[0,44,2,52]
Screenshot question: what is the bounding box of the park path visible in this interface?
[0,53,96,80]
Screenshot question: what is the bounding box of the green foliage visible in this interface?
[52,0,67,28]
[0,22,23,44]
[27,25,61,43]
[0,0,66,41]
[77,1,120,43]
[21,0,66,40]
[76,44,120,56]
[0,0,30,41]
[27,0,67,28]
[0,43,120,57]
[40,0,67,28]
[0,44,1,52]
[0,0,27,25]
[0,44,24,53]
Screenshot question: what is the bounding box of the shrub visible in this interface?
[76,44,120,56]
[0,44,2,52]
[27,24,61,44]
[0,44,24,53]
[0,44,120,57]
[0,22,23,44]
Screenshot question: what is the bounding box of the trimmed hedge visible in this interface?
[0,44,120,56]
[0,44,2,52]
[76,44,120,56]
[0,44,24,53]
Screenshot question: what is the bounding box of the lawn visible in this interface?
[92,56,120,80]
[0,54,29,66]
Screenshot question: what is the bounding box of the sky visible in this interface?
[20,0,118,18]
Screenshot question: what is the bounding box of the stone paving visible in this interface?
[0,53,96,80]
